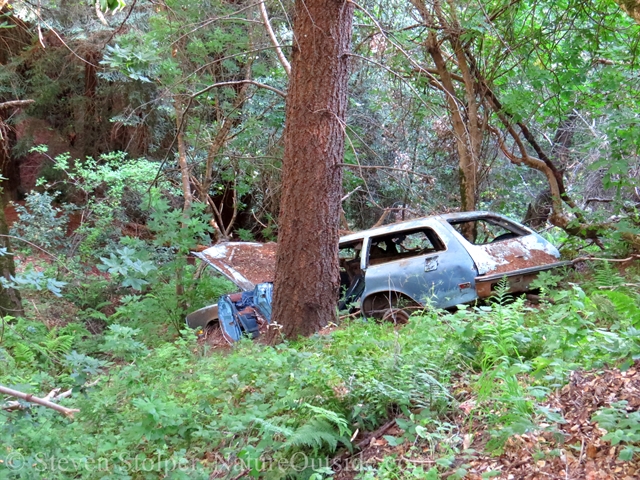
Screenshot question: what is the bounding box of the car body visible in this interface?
[187,211,569,337]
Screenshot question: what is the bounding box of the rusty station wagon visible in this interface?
[187,211,569,338]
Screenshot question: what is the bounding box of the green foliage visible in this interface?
[99,246,157,291]
[593,401,640,460]
[1,266,67,297]
[357,455,437,479]
[2,263,640,478]
[10,190,73,250]
[101,324,148,360]
[1,318,81,372]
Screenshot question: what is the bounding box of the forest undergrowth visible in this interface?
[2,251,640,479]
[2,0,640,476]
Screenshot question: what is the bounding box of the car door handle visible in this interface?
[425,256,439,272]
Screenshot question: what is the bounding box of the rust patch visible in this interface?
[480,239,559,275]
[200,242,277,288]
[476,272,540,298]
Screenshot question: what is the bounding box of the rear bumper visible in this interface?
[474,261,572,298]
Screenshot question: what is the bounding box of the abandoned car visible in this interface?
[187,211,570,341]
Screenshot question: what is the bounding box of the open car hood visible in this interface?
[192,242,277,291]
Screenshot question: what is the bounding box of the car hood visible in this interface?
[192,242,277,291]
[465,233,562,276]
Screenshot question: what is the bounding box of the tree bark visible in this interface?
[174,100,193,213]
[616,0,640,23]
[268,0,354,341]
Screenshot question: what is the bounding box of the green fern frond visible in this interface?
[303,404,350,437]
[42,334,74,357]
[252,417,295,438]
[594,262,625,289]
[283,418,341,452]
[491,277,511,306]
[598,291,640,326]
[13,343,35,364]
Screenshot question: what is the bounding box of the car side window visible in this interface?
[367,228,445,266]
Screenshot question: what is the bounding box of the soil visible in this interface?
[333,362,640,479]
[199,310,272,350]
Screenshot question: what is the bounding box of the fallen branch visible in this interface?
[0,99,35,110]
[0,384,80,418]
[3,386,75,412]
[572,254,640,264]
[598,283,640,290]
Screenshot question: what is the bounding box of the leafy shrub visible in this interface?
[10,191,74,250]
[101,324,148,360]
[593,401,640,460]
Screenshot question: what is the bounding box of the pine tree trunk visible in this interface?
[269,0,354,341]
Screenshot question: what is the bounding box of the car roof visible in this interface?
[338,210,509,244]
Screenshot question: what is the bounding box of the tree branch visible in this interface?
[338,163,435,182]
[190,80,286,100]
[0,384,79,418]
[259,0,291,76]
[0,100,35,110]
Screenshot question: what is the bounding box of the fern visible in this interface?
[598,291,640,327]
[13,343,35,364]
[253,417,295,438]
[303,404,350,437]
[282,418,343,452]
[490,277,512,306]
[42,330,74,357]
[594,261,625,289]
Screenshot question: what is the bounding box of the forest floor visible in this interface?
[2,247,640,479]
[333,361,640,479]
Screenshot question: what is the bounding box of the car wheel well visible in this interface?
[362,292,421,320]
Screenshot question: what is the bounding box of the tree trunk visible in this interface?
[0,195,23,316]
[410,0,481,240]
[174,100,193,213]
[616,0,640,23]
[425,31,478,218]
[268,0,354,341]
